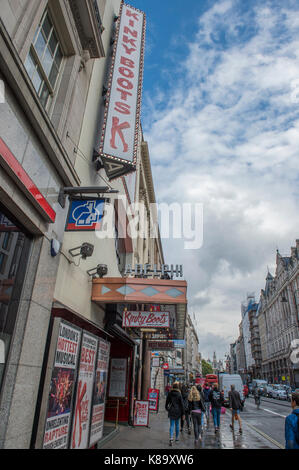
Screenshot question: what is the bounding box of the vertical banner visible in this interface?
[99,3,146,179]
[42,320,81,449]
[89,339,110,447]
[71,331,98,449]
[133,400,149,426]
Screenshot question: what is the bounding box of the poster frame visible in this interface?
[133,400,149,427]
[88,338,111,447]
[38,318,82,450]
[108,357,128,399]
[70,330,99,450]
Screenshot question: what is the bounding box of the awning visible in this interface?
[91,277,187,340]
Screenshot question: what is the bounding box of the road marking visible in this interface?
[243,421,285,449]
[261,408,287,418]
[228,409,285,449]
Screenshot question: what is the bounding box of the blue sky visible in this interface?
[129,0,299,360]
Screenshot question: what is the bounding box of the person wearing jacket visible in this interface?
[180,384,191,434]
[203,384,211,422]
[196,384,207,428]
[188,385,206,444]
[208,383,224,433]
[165,382,185,446]
[285,392,299,449]
[229,384,243,434]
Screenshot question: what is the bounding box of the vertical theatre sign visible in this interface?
[99,3,146,180]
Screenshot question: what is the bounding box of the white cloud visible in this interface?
[141,0,299,359]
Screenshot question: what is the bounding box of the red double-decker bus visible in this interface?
[205,374,218,386]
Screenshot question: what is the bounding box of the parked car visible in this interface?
[272,386,287,400]
[266,385,275,398]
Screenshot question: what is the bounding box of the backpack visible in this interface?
[212,391,222,407]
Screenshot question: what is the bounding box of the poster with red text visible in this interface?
[71,331,98,449]
[42,320,81,449]
[89,338,110,447]
[133,400,149,426]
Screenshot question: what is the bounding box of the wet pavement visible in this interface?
[101,399,280,450]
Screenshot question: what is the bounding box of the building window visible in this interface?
[0,209,31,391]
[24,10,63,109]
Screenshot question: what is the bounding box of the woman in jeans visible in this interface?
[188,385,206,444]
[165,382,185,446]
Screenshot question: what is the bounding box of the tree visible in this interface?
[202,359,213,376]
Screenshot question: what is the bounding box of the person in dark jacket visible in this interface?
[209,383,224,433]
[196,384,206,428]
[180,384,191,434]
[285,392,299,449]
[203,384,211,422]
[165,382,185,446]
[188,385,206,444]
[228,384,242,434]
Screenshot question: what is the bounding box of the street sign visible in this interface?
[162,363,169,370]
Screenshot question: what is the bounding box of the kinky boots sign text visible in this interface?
[122,310,170,328]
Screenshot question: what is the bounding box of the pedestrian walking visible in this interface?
[196,384,206,429]
[188,385,206,444]
[203,383,211,422]
[209,383,224,433]
[180,384,191,434]
[285,391,299,449]
[165,382,185,446]
[228,384,243,434]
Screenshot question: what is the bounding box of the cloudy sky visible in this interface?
[130,0,299,360]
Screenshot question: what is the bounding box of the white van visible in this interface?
[219,374,244,406]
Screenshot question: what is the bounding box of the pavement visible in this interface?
[101,399,281,450]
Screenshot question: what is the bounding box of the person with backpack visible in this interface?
[285,392,299,449]
[180,383,191,434]
[165,382,185,446]
[209,383,224,433]
[229,384,243,434]
[188,385,206,444]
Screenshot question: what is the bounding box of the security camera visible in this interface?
[87,264,108,278]
[69,243,94,260]
[96,264,108,278]
[80,243,94,259]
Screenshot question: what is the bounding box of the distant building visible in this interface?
[258,243,299,386]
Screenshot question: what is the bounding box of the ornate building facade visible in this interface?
[258,241,299,386]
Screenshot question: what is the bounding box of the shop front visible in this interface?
[91,276,187,426]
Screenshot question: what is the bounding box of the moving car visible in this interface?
[252,379,268,396]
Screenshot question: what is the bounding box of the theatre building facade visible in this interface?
[0,0,188,449]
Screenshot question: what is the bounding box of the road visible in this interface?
[241,396,292,448]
